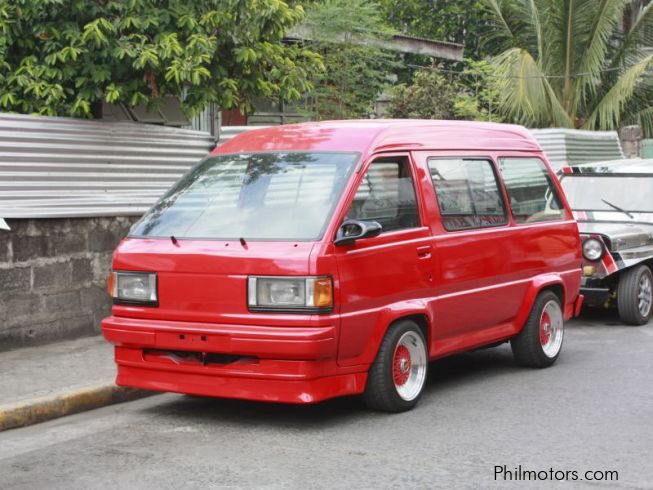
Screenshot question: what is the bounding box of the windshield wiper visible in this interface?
[601,199,634,219]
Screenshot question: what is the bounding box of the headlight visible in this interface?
[582,238,604,261]
[248,276,333,312]
[108,271,158,305]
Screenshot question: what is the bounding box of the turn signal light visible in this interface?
[107,271,116,297]
[583,265,596,277]
[313,277,333,308]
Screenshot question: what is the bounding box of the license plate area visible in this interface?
[155,332,232,351]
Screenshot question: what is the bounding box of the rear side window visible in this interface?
[498,158,564,223]
[347,157,420,233]
[428,158,508,231]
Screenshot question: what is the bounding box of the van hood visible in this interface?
[111,237,315,324]
[577,221,653,251]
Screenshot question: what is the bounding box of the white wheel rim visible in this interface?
[637,274,652,318]
[540,300,564,358]
[392,331,427,401]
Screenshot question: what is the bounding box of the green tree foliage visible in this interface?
[483,0,653,134]
[300,0,398,119]
[376,0,495,99]
[0,0,322,117]
[387,60,506,122]
[453,59,505,122]
[379,0,492,57]
[387,70,459,119]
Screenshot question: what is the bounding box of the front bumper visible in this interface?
[101,316,366,404]
[579,287,611,307]
[580,276,611,307]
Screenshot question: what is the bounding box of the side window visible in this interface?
[347,157,419,233]
[428,158,508,231]
[498,158,564,223]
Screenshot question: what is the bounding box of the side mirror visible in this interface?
[334,219,382,246]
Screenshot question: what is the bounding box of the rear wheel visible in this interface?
[364,320,428,412]
[511,291,564,368]
[617,265,653,326]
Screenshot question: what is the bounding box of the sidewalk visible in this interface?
[0,336,155,431]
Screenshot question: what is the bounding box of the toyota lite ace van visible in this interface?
[102,120,583,412]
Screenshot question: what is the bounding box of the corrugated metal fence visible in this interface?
[0,113,215,219]
[530,128,624,170]
[182,103,220,136]
[0,114,628,221]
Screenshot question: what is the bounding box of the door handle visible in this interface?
[417,245,432,258]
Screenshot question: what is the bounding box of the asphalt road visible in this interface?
[1,311,652,490]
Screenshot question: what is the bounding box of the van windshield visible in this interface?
[130,152,359,241]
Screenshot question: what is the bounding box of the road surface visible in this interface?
[1,312,652,489]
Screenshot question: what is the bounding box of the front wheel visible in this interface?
[511,291,564,368]
[364,320,428,412]
[617,265,653,326]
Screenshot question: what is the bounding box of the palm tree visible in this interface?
[482,0,653,134]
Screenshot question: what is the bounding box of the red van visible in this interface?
[102,120,583,412]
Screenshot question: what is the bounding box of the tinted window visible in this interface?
[347,158,419,232]
[131,152,358,240]
[499,158,564,223]
[428,158,508,231]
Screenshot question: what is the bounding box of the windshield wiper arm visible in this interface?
[601,199,634,219]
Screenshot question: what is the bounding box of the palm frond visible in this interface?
[620,79,653,137]
[520,0,544,59]
[559,0,588,114]
[492,47,572,127]
[613,2,653,68]
[574,0,627,108]
[482,0,652,131]
[584,53,653,130]
[635,107,653,138]
[535,0,565,87]
[481,0,515,39]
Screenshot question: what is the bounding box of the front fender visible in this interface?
[337,300,434,368]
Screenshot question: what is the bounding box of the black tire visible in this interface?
[364,320,428,412]
[617,265,653,326]
[511,291,564,368]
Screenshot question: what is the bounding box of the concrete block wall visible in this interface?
[618,125,643,158]
[0,217,138,351]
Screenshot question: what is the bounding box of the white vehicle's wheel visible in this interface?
[511,291,564,368]
[617,265,653,326]
[364,320,428,412]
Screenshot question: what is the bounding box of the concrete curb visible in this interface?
[0,384,156,432]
